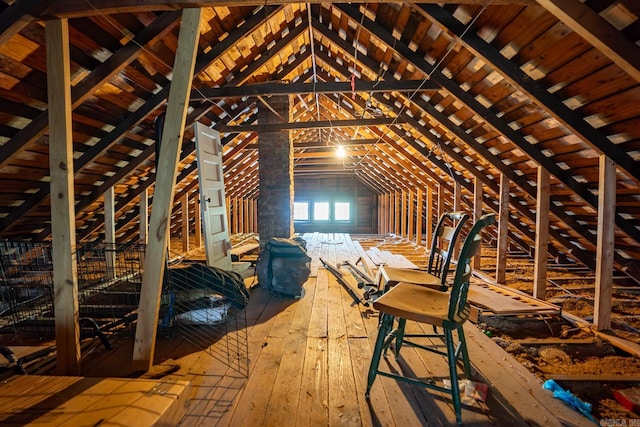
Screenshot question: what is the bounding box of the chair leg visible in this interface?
[366,312,394,398]
[393,318,406,358]
[445,328,463,425]
[457,326,472,378]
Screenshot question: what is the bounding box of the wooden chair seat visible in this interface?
[373,282,469,328]
[377,265,442,291]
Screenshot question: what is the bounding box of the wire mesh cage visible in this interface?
[76,242,147,334]
[0,241,148,338]
[0,241,55,335]
[165,257,249,376]
[0,241,249,376]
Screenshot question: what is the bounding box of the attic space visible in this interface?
[0,1,639,426]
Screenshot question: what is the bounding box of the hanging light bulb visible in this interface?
[336,145,346,158]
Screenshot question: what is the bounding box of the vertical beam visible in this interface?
[452,181,462,259]
[182,193,189,252]
[415,189,423,246]
[387,193,393,234]
[533,167,550,299]
[139,188,149,245]
[425,187,433,251]
[382,193,387,234]
[244,198,250,233]
[194,192,202,247]
[242,197,246,233]
[237,197,242,234]
[104,186,116,280]
[496,174,510,284]
[133,8,201,371]
[594,155,616,330]
[437,184,444,217]
[253,198,258,233]
[453,181,461,212]
[46,18,81,376]
[225,196,235,234]
[395,191,401,235]
[473,177,483,269]
[408,191,415,242]
[377,194,382,233]
[401,190,407,239]
[234,197,240,234]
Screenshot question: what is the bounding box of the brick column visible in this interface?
[258,95,293,248]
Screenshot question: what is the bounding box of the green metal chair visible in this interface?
[365,213,495,425]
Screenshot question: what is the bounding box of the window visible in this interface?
[334,202,351,221]
[294,202,309,221]
[313,202,330,221]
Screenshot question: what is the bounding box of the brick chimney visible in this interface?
[257,95,293,248]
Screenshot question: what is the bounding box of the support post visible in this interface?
[182,193,189,252]
[394,191,401,235]
[401,190,407,239]
[140,188,149,245]
[426,187,433,251]
[133,8,201,371]
[452,181,462,259]
[496,174,510,284]
[415,188,423,246]
[473,177,483,269]
[533,167,550,299]
[104,186,116,280]
[408,190,415,242]
[594,155,616,330]
[46,17,81,376]
[387,193,393,234]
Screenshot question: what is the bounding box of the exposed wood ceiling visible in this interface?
[0,1,638,277]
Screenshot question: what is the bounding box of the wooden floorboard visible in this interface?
[171,233,592,427]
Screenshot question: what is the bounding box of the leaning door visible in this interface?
[194,122,232,270]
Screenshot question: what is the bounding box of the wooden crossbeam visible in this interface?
[191,80,438,99]
[219,118,407,133]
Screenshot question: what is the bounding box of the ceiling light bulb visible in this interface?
[336,145,346,158]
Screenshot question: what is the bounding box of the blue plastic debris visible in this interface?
[543,379,598,424]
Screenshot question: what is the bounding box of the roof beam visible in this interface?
[334,3,640,254]
[315,8,589,264]
[219,117,407,133]
[0,0,41,44]
[0,11,183,234]
[418,4,640,184]
[0,11,182,171]
[192,79,438,99]
[36,8,285,240]
[40,1,536,18]
[535,0,640,85]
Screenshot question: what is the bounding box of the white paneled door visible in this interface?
[194,122,232,270]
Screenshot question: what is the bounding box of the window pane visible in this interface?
[334,202,350,220]
[294,202,309,220]
[313,202,330,220]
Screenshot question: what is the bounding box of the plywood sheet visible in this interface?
[468,281,561,315]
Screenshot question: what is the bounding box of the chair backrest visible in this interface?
[426,211,469,288]
[447,213,496,321]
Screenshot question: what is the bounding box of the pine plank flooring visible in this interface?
[169,233,589,427]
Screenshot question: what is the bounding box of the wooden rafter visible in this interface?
[535,0,640,84]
